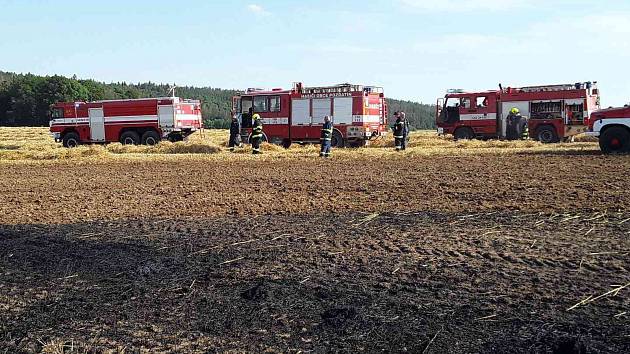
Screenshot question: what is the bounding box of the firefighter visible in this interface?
[400,111,410,150]
[392,112,405,151]
[228,115,241,152]
[519,115,529,140]
[320,115,333,158]
[251,114,264,154]
[506,107,521,141]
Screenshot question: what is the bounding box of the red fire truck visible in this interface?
[586,105,630,153]
[436,82,601,143]
[49,97,202,147]
[232,82,388,148]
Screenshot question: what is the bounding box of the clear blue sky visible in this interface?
[1,0,629,106]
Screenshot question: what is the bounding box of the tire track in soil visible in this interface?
[1,211,628,352]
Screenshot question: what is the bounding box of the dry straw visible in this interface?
[0,127,600,162]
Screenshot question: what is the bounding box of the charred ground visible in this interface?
[1,153,629,353]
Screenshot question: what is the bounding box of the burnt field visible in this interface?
[1,153,629,352]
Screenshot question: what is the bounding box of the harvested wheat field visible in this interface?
[0,127,629,353]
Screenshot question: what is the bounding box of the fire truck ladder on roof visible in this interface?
[302,83,383,94]
[518,82,596,93]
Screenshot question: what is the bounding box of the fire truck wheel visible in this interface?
[331,130,345,148]
[282,139,292,149]
[141,130,161,146]
[599,126,630,154]
[62,132,80,148]
[536,126,559,144]
[453,127,474,140]
[120,131,140,145]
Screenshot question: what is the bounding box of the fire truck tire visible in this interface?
[331,130,345,148]
[62,132,80,148]
[536,126,559,144]
[453,127,474,140]
[599,126,630,154]
[120,131,140,145]
[141,130,161,146]
[282,139,292,149]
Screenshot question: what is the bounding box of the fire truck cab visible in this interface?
[586,105,630,153]
[232,82,388,148]
[436,82,601,143]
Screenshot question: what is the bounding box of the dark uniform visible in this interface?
[402,117,410,150]
[393,117,405,151]
[506,112,522,141]
[228,117,241,152]
[320,121,333,157]
[251,117,264,154]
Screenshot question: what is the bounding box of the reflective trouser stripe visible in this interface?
[253,148,260,152]
[321,138,331,141]
[394,136,403,139]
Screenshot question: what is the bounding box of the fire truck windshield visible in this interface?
[445,98,461,108]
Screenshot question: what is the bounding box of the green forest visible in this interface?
[0,71,435,130]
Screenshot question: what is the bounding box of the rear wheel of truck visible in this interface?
[141,130,161,146]
[599,126,630,154]
[120,131,140,145]
[453,127,474,140]
[536,126,558,144]
[282,138,292,149]
[62,132,80,148]
[332,130,345,148]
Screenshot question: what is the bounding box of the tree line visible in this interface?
[0,71,435,130]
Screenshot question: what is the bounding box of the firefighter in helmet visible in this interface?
[228,114,241,152]
[320,115,333,158]
[506,107,521,141]
[251,114,264,154]
[392,112,408,151]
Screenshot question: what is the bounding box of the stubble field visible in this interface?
[0,127,628,353]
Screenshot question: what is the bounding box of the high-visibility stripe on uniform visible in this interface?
[394,135,403,139]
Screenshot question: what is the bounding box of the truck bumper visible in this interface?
[585,131,600,137]
[50,132,61,142]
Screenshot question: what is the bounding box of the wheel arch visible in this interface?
[453,126,475,139]
[600,123,630,136]
[119,126,158,139]
[60,128,79,139]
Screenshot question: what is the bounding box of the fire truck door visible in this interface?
[88,108,105,142]
[458,96,476,119]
